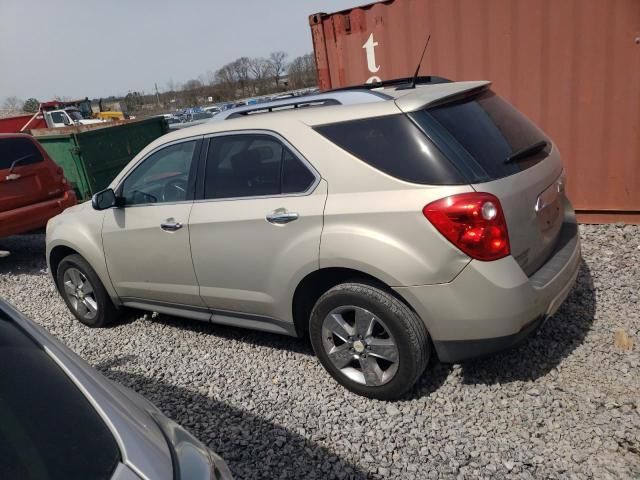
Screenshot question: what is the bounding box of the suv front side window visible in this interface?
[121,140,197,206]
[203,134,316,199]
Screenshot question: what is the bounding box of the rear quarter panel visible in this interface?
[321,187,473,286]
[298,132,473,286]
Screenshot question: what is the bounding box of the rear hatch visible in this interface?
[404,87,565,275]
[0,135,67,213]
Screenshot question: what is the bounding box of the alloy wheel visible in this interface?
[63,267,98,321]
[321,305,399,386]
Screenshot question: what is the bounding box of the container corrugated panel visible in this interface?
[75,117,167,194]
[35,135,91,200]
[34,117,168,200]
[310,0,640,223]
[0,113,46,133]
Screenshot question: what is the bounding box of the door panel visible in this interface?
[189,180,327,322]
[102,138,203,306]
[0,137,62,212]
[102,204,204,306]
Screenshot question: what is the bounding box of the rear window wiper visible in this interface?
[504,140,549,164]
[6,154,34,174]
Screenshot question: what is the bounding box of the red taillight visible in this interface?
[423,193,510,261]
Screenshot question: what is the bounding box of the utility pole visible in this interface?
[155,83,160,106]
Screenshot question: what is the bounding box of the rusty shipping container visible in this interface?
[310,0,640,223]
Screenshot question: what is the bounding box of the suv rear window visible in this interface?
[411,89,550,182]
[0,312,120,479]
[313,115,464,185]
[0,137,44,170]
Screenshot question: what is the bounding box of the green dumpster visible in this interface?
[32,117,168,201]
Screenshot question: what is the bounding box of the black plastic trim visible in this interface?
[433,315,546,363]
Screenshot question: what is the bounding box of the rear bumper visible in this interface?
[394,209,581,363]
[0,190,76,238]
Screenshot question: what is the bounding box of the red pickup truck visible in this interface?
[0,134,76,238]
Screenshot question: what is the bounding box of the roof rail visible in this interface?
[226,98,341,119]
[325,75,452,93]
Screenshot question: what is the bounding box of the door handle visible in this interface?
[160,221,183,231]
[266,210,299,225]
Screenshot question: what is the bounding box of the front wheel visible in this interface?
[309,282,430,400]
[56,254,119,328]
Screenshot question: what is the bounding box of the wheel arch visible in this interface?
[49,244,80,284]
[291,267,419,338]
[47,241,119,303]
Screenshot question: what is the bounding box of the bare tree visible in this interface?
[183,79,203,91]
[3,96,23,111]
[248,57,269,93]
[215,62,239,99]
[267,51,288,87]
[288,53,317,89]
[231,57,251,96]
[166,79,179,93]
[204,70,217,86]
[182,79,203,106]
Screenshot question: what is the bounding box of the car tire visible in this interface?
[56,254,119,328]
[309,282,430,400]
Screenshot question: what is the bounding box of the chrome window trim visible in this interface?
[196,129,321,203]
[114,199,194,209]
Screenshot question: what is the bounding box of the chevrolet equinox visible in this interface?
[46,80,581,400]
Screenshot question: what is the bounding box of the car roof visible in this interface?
[136,81,490,157]
[210,89,388,121]
[0,132,35,140]
[112,80,491,190]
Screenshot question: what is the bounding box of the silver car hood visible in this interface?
[5,300,173,480]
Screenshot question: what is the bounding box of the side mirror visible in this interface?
[91,188,120,210]
[63,116,72,126]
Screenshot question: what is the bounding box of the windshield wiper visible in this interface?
[504,140,549,164]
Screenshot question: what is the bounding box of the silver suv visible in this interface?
[46,80,581,400]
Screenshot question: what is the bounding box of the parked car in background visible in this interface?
[0,298,233,480]
[203,106,221,115]
[0,133,76,238]
[44,108,107,128]
[46,78,580,400]
[168,111,214,130]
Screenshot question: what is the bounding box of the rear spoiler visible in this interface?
[394,81,491,113]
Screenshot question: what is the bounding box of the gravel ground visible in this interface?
[0,224,638,479]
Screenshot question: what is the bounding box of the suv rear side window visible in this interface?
[0,313,120,479]
[313,115,464,185]
[0,137,44,170]
[411,90,550,182]
[204,134,315,199]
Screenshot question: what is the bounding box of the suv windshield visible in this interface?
[0,311,120,479]
[410,89,550,182]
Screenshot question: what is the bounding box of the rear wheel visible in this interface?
[56,254,119,328]
[309,282,430,400]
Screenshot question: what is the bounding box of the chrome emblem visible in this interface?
[535,179,561,213]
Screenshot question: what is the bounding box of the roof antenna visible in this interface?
[401,33,431,90]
